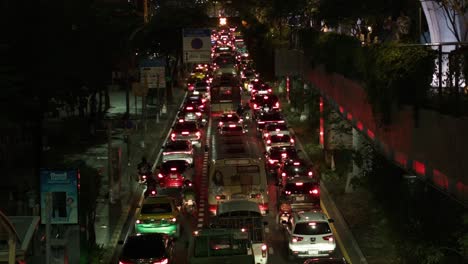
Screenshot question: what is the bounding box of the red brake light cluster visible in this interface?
[323,235,334,242]
[292,236,303,243]
[309,188,319,195]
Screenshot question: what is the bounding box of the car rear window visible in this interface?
[164,142,190,151]
[294,222,331,235]
[270,135,291,142]
[121,235,166,259]
[141,202,172,214]
[221,115,240,122]
[266,124,288,131]
[285,165,308,175]
[173,122,197,130]
[222,126,243,132]
[284,182,318,194]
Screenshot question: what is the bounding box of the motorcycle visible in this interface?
[182,187,197,216]
[144,177,158,198]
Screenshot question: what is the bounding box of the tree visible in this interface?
[434,0,468,42]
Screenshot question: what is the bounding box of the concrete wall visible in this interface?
[306,68,468,204]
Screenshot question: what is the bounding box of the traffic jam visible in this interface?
[117,22,346,264]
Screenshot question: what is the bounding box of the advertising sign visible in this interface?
[140,58,166,89]
[183,28,211,63]
[40,169,79,224]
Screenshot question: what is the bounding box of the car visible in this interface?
[264,146,299,174]
[162,140,194,165]
[303,258,348,264]
[256,111,286,133]
[192,81,210,101]
[278,178,321,211]
[261,123,290,140]
[218,124,246,136]
[217,112,243,129]
[178,105,204,125]
[190,67,207,80]
[157,160,193,188]
[253,94,280,113]
[135,195,180,237]
[264,133,295,152]
[170,120,202,146]
[118,233,174,264]
[184,95,207,112]
[284,211,336,259]
[251,83,273,96]
[277,159,316,185]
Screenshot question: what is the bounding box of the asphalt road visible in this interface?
[112,99,347,264]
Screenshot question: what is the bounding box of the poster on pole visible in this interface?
[40,169,79,224]
[183,28,211,63]
[140,58,166,89]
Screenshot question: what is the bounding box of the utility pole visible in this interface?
[107,121,114,203]
[156,74,160,123]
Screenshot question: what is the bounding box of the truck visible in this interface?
[187,228,255,264]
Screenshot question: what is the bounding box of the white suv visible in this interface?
[284,211,336,259]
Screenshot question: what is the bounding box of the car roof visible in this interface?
[294,211,328,223]
[217,200,261,215]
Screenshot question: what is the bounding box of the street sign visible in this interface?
[139,58,166,89]
[183,28,211,63]
[40,169,79,224]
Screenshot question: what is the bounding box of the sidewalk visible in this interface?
[36,86,186,263]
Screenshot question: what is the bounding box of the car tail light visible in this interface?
[182,131,189,135]
[290,138,295,143]
[268,159,277,164]
[227,114,232,117]
[142,175,147,180]
[136,219,141,224]
[308,171,313,176]
[261,244,267,257]
[254,103,258,109]
[178,119,184,123]
[219,121,224,126]
[215,195,226,200]
[309,188,319,195]
[281,153,287,158]
[171,217,177,222]
[292,236,303,243]
[264,133,269,137]
[266,139,271,144]
[196,112,202,116]
[158,173,163,178]
[285,190,291,195]
[170,168,177,171]
[186,106,193,110]
[323,235,334,242]
[275,102,279,108]
[229,124,236,128]
[153,258,168,264]
[171,133,175,139]
[268,88,272,93]
[281,172,286,177]
[196,131,201,138]
[151,190,156,195]
[258,121,265,124]
[295,182,303,186]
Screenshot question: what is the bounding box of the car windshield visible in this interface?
[164,142,190,152]
[121,235,166,259]
[294,222,331,235]
[173,122,197,131]
[141,202,172,214]
[270,135,291,143]
[221,115,240,122]
[284,182,318,194]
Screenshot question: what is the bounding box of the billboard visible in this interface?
[183,28,211,63]
[40,169,79,224]
[140,58,166,89]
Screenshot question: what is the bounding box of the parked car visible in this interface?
[118,233,174,264]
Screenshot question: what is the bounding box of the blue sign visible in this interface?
[40,169,79,224]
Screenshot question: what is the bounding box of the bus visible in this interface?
[209,74,241,114]
[208,158,269,216]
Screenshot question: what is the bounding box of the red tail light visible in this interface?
[196,112,202,116]
[323,235,334,242]
[219,121,224,126]
[295,182,303,186]
[170,168,177,171]
[171,133,176,139]
[182,131,189,135]
[309,188,319,195]
[290,138,295,143]
[151,190,156,195]
[293,162,300,165]
[281,172,286,177]
[261,244,267,257]
[142,175,147,179]
[136,219,141,224]
[258,121,265,124]
[229,124,236,128]
[254,104,258,109]
[268,88,272,93]
[264,133,269,137]
[268,159,277,164]
[266,140,271,144]
[275,102,279,108]
[186,106,193,110]
[196,131,201,138]
[153,258,168,264]
[308,171,313,176]
[292,236,303,243]
[158,173,163,178]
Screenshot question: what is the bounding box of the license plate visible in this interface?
[170,174,178,179]
[308,250,318,255]
[296,196,304,201]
